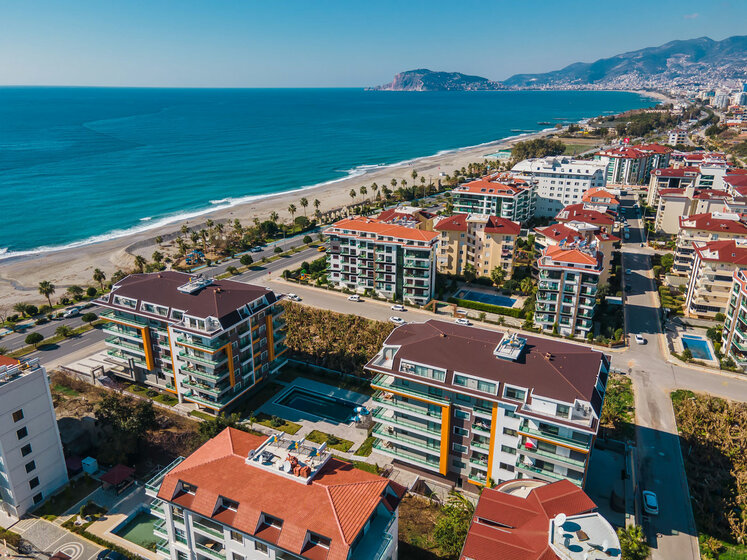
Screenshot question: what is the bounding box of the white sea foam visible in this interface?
[140,216,152,221]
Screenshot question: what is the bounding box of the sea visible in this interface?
[0,87,654,258]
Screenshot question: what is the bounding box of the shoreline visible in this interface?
[0,90,662,306]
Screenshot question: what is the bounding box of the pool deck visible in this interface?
[675,334,719,367]
[257,377,373,452]
[455,284,525,309]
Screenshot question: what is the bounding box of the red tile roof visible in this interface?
[434,214,521,235]
[653,167,700,178]
[693,239,747,266]
[327,216,439,243]
[0,356,21,368]
[377,208,435,224]
[554,204,614,226]
[581,187,619,204]
[679,213,747,234]
[157,429,405,560]
[543,245,600,267]
[453,178,528,196]
[597,143,671,159]
[460,480,597,560]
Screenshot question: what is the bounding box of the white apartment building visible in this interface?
[668,129,687,145]
[450,174,536,223]
[326,216,439,305]
[654,187,732,234]
[511,156,607,218]
[672,213,747,278]
[146,427,404,560]
[0,358,68,519]
[723,269,747,371]
[685,240,747,319]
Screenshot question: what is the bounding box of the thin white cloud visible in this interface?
[683,12,699,19]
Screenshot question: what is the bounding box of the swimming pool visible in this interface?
[112,510,159,551]
[457,289,516,308]
[681,335,715,361]
[277,388,358,423]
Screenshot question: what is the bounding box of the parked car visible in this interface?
[635,334,646,345]
[62,307,81,318]
[250,246,263,253]
[389,316,406,325]
[317,246,327,252]
[286,293,301,302]
[347,295,361,302]
[391,304,406,312]
[455,318,471,326]
[642,490,659,515]
[97,551,128,560]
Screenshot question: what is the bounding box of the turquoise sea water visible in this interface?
[0,88,654,256]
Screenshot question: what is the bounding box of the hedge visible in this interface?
[0,527,23,549]
[447,297,525,318]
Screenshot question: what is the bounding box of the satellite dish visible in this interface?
[555,513,567,527]
[282,461,292,472]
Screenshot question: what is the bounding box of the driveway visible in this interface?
[10,517,102,560]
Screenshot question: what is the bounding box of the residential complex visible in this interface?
[554,203,615,230]
[511,156,607,218]
[377,206,436,230]
[581,186,620,215]
[325,216,439,305]
[366,320,609,488]
[433,213,520,278]
[535,244,602,337]
[653,187,731,234]
[646,167,700,207]
[459,479,619,560]
[450,174,535,223]
[672,213,747,278]
[668,129,687,145]
[146,427,405,560]
[723,269,747,371]
[594,143,672,185]
[0,358,68,519]
[98,272,287,414]
[685,240,747,319]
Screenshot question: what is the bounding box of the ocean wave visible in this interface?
[140,216,152,221]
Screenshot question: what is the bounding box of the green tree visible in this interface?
[617,526,649,560]
[552,322,559,335]
[55,325,73,338]
[134,255,147,273]
[25,332,44,347]
[94,393,158,463]
[303,235,312,244]
[359,186,367,201]
[155,235,163,245]
[67,285,84,300]
[300,197,309,216]
[82,312,98,324]
[13,303,30,318]
[520,277,534,295]
[490,267,505,287]
[287,204,297,228]
[86,286,98,298]
[197,413,246,442]
[313,199,321,214]
[240,254,254,266]
[464,263,477,283]
[38,281,56,309]
[270,211,279,226]
[433,492,475,558]
[660,253,674,272]
[152,251,163,263]
[349,188,356,204]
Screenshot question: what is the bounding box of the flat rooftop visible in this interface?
[0,358,42,388]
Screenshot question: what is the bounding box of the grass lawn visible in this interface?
[256,412,302,435]
[331,455,379,474]
[354,436,375,457]
[276,362,374,396]
[189,410,215,421]
[34,475,100,519]
[398,495,447,559]
[562,142,599,156]
[600,373,635,440]
[53,383,80,397]
[126,384,178,406]
[306,429,354,452]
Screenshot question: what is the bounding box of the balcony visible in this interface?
[372,440,440,470]
[372,408,440,436]
[471,439,490,451]
[515,458,575,485]
[193,519,225,539]
[404,260,430,269]
[472,421,491,435]
[196,542,225,560]
[518,421,590,452]
[371,374,450,406]
[102,311,149,329]
[105,336,146,354]
[102,324,142,340]
[153,520,168,539]
[145,456,186,496]
[178,351,227,368]
[178,365,226,382]
[372,425,440,453]
[106,350,147,369]
[518,445,586,469]
[150,499,166,518]
[175,336,227,352]
[184,390,233,408]
[181,379,229,397]
[156,540,170,558]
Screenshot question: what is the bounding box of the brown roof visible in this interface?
[100,271,276,329]
[460,479,597,560]
[542,245,601,267]
[327,217,439,243]
[693,239,747,266]
[434,214,521,235]
[366,320,607,413]
[157,429,405,560]
[101,464,135,485]
[678,213,747,234]
[0,356,20,368]
[555,204,614,227]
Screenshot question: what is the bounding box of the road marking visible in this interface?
[56,542,85,560]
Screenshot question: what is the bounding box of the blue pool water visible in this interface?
[681,335,715,361]
[277,388,358,423]
[458,289,516,308]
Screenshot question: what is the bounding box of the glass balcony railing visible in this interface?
[373,392,443,419]
[371,374,450,406]
[515,458,568,483]
[372,408,440,436]
[105,337,145,354]
[146,457,186,492]
[372,425,440,451]
[102,311,149,328]
[179,365,225,382]
[196,542,225,560]
[372,440,440,468]
[518,421,590,451]
[178,351,227,368]
[193,519,225,539]
[175,336,227,352]
[518,445,586,469]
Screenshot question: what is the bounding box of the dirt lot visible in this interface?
[398,495,447,560]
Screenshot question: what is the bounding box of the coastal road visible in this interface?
[1,305,104,351]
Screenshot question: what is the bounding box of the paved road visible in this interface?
[9,517,102,560]
[1,306,104,351]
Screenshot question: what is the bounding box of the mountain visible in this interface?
[369,69,504,91]
[502,36,747,89]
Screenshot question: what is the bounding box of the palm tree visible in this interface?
[400,179,407,189]
[349,189,356,205]
[13,303,29,318]
[152,251,163,263]
[420,175,426,197]
[190,231,200,248]
[155,235,163,245]
[93,268,106,291]
[181,224,189,235]
[390,178,397,189]
[232,219,243,237]
[176,237,187,255]
[270,211,279,227]
[313,199,321,213]
[300,197,309,216]
[215,223,224,236]
[371,183,379,200]
[134,255,147,273]
[359,186,368,201]
[520,277,534,295]
[411,169,418,183]
[200,229,209,253]
[287,204,297,229]
[38,281,55,309]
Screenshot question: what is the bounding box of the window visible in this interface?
[504,409,518,419]
[25,461,36,473]
[504,387,526,401]
[33,493,43,505]
[16,427,28,440]
[181,482,198,494]
[453,374,496,395]
[499,462,515,472]
[221,497,239,512]
[308,533,331,549]
[29,477,40,490]
[254,542,268,554]
[454,409,470,420]
[399,360,446,382]
[21,444,32,457]
[232,554,244,560]
[12,409,24,422]
[503,428,517,437]
[452,443,468,454]
[230,531,243,543]
[501,445,516,455]
[262,514,283,529]
[453,426,469,437]
[452,458,466,469]
[556,404,570,418]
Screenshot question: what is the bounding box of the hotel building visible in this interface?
[534,245,602,338]
[671,213,747,278]
[433,214,520,278]
[367,320,609,488]
[98,272,287,414]
[0,358,68,519]
[685,240,747,319]
[325,216,439,305]
[723,269,747,371]
[594,143,672,186]
[450,175,536,223]
[146,427,404,560]
[511,157,607,218]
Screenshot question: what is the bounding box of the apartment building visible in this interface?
[459,479,619,560]
[672,213,747,278]
[367,320,609,488]
[146,427,404,560]
[450,175,535,223]
[554,203,616,229]
[654,187,731,234]
[535,245,602,338]
[668,129,687,145]
[646,167,699,207]
[722,269,747,371]
[511,156,607,218]
[377,206,436,230]
[433,214,520,278]
[0,358,68,519]
[580,187,620,215]
[325,216,439,305]
[98,272,287,414]
[685,240,747,319]
[534,222,618,284]
[594,143,672,185]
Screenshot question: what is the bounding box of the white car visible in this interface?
[391,304,406,312]
[455,318,471,326]
[286,293,301,302]
[347,295,361,302]
[635,334,646,345]
[642,490,659,515]
[389,316,406,325]
[62,307,81,318]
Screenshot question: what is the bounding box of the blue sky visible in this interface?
[0,0,744,87]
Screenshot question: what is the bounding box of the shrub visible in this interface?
[274,247,283,254]
[303,235,312,244]
[86,286,98,297]
[447,297,524,318]
[240,254,253,266]
[226,266,239,275]
[25,332,44,347]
